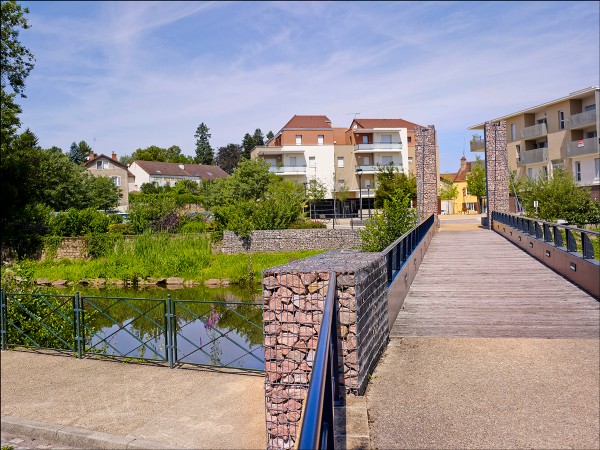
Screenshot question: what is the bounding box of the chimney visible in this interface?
[112,152,117,160]
[89,151,94,160]
[460,155,467,170]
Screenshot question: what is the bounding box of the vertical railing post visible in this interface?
[554,226,563,248]
[166,294,174,369]
[566,229,577,253]
[1,289,7,350]
[74,292,83,358]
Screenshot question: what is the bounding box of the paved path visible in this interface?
[367,228,600,449]
[1,350,266,449]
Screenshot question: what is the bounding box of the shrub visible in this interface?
[361,194,417,252]
[108,223,134,234]
[48,208,112,236]
[289,219,327,229]
[128,196,178,234]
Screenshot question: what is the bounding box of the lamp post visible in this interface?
[367,185,371,217]
[303,182,308,219]
[356,168,363,220]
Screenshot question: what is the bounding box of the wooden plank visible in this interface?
[392,230,600,339]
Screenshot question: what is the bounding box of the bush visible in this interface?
[361,194,417,252]
[108,223,134,234]
[289,219,327,229]
[128,197,178,234]
[48,208,113,236]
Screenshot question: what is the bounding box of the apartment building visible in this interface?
[251,115,435,215]
[469,87,600,201]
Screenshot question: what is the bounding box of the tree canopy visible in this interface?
[215,143,242,174]
[123,144,193,164]
[194,122,214,165]
[374,165,417,208]
[68,140,93,164]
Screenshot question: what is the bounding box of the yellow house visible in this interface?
[440,156,480,214]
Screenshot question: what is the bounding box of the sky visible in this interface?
[17,1,600,173]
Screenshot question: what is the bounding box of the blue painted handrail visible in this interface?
[297,271,339,450]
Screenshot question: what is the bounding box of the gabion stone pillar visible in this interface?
[414,125,438,223]
[484,121,510,227]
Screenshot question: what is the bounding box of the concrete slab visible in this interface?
[335,396,371,450]
[367,337,599,450]
[1,350,266,449]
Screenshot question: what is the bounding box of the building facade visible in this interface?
[440,156,481,214]
[469,87,600,201]
[252,115,438,213]
[84,153,134,211]
[128,160,228,192]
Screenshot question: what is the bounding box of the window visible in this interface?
[382,156,393,165]
[542,166,548,179]
[296,135,302,145]
[511,124,516,141]
[595,158,600,180]
[362,136,368,144]
[407,136,412,143]
[381,134,392,144]
[586,130,597,139]
[338,179,346,188]
[558,111,565,130]
[527,168,533,178]
[111,176,121,187]
[408,157,413,164]
[96,161,102,169]
[309,156,315,168]
[363,156,370,165]
[537,141,548,149]
[318,135,324,145]
[289,156,297,167]
[365,179,371,189]
[575,161,581,181]
[516,144,521,161]
[337,157,344,168]
[103,161,109,169]
[537,118,547,125]
[584,104,596,112]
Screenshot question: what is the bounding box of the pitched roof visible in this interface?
[85,153,128,170]
[351,118,423,130]
[454,162,472,182]
[282,115,333,129]
[132,160,228,180]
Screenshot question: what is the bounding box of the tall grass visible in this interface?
[19,233,322,285]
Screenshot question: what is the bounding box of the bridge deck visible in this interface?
[392,229,599,339]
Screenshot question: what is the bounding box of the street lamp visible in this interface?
[367,185,371,217]
[356,168,363,220]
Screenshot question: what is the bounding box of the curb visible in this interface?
[1,415,187,449]
[333,396,371,450]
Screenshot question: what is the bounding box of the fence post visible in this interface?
[1,289,7,350]
[74,292,83,359]
[166,294,174,369]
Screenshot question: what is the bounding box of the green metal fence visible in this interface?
[0,290,264,372]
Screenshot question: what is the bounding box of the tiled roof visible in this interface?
[282,115,333,129]
[454,162,472,182]
[85,154,128,170]
[132,160,228,179]
[351,118,423,130]
[440,173,455,183]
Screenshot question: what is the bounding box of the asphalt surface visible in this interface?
[367,337,600,450]
[1,350,266,449]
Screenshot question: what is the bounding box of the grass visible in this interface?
[14,233,324,285]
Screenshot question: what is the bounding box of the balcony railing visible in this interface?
[567,138,599,157]
[354,142,402,152]
[567,110,597,129]
[470,137,485,152]
[269,166,306,174]
[355,164,403,173]
[521,123,548,140]
[517,148,548,166]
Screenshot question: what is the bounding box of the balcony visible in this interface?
[253,146,304,156]
[354,142,402,153]
[520,123,548,140]
[567,110,597,129]
[567,138,599,158]
[517,148,548,166]
[269,165,306,174]
[355,164,403,174]
[350,189,376,198]
[470,137,484,152]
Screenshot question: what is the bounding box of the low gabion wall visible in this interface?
[221,229,362,254]
[41,237,88,260]
[262,250,387,449]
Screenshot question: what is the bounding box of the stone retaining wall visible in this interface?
[41,237,88,260]
[262,250,387,449]
[221,229,362,254]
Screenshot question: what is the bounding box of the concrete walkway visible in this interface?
[1,350,266,449]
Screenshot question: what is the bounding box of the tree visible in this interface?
[305,177,327,220]
[194,122,214,165]
[374,165,417,208]
[333,173,350,218]
[215,143,242,174]
[1,1,35,98]
[253,129,264,147]
[241,133,255,159]
[360,192,417,252]
[81,174,121,210]
[466,157,486,213]
[519,167,600,227]
[439,181,458,201]
[68,140,93,164]
[266,131,274,142]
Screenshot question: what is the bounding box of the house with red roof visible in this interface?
[84,152,135,211]
[128,160,228,193]
[439,155,481,214]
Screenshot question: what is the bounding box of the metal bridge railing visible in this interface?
[297,272,340,450]
[0,291,264,372]
[492,212,600,263]
[381,214,435,285]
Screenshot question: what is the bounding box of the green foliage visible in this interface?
[194,122,214,165]
[108,223,133,235]
[128,196,178,234]
[374,165,417,208]
[48,208,116,237]
[127,144,193,164]
[81,173,121,210]
[3,203,52,258]
[266,131,274,141]
[215,143,242,174]
[439,181,458,201]
[466,156,486,199]
[361,193,417,252]
[519,167,600,227]
[68,140,92,164]
[42,235,63,259]
[1,0,35,97]
[288,219,327,229]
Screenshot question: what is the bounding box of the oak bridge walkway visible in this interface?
[364,217,599,450]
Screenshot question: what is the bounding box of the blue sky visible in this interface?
[18,1,600,173]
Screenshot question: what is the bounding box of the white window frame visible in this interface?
[337,157,344,168]
[96,161,102,169]
[575,161,581,182]
[295,135,302,145]
[111,176,121,187]
[289,156,297,167]
[103,160,109,169]
[363,156,370,165]
[558,111,565,130]
[308,156,316,168]
[318,135,324,145]
[594,158,600,180]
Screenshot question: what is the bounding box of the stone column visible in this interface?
[484,121,510,227]
[414,125,438,223]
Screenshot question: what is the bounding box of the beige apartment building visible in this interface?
[252,115,439,215]
[469,86,600,201]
